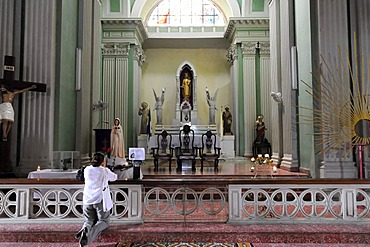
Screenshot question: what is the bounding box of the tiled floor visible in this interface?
[140,157,308,178]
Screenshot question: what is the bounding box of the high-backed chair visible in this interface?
[151,130,174,171]
[199,130,221,172]
[175,125,197,172]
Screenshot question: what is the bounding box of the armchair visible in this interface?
[151,130,174,171]
[199,130,221,172]
[175,124,197,172]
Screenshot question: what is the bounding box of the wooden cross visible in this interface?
[1,55,47,92]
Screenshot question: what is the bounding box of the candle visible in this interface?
[250,166,255,172]
[251,157,255,162]
[272,166,277,173]
[36,166,41,172]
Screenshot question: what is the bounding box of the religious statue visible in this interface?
[138,102,149,134]
[0,84,36,141]
[181,72,191,100]
[222,106,233,135]
[255,115,266,144]
[153,88,165,125]
[110,118,127,165]
[206,87,219,125]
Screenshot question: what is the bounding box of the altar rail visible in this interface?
[0,179,369,224]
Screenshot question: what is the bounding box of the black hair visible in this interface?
[92,152,105,167]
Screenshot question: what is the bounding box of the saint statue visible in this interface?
[110,118,127,165]
[0,84,37,141]
[153,88,165,125]
[255,115,266,143]
[206,87,219,125]
[181,72,191,100]
[222,106,233,135]
[138,102,149,134]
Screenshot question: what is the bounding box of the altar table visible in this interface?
[28,169,79,179]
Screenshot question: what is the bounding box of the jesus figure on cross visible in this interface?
[0,84,36,141]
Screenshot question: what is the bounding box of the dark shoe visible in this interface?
[74,229,83,239]
[79,227,88,247]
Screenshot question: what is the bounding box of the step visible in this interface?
[0,223,369,245]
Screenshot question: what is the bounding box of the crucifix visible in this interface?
[0,55,47,141]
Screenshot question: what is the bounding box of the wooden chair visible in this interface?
[175,125,197,172]
[199,130,221,172]
[151,130,174,171]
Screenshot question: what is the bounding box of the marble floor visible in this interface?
[139,156,309,179]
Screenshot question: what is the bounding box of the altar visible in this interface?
[137,61,235,157]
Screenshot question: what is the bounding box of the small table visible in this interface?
[28,169,79,179]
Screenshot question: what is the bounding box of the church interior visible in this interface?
[1,0,370,245]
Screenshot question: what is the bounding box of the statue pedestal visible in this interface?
[221,135,235,158]
[137,135,148,153]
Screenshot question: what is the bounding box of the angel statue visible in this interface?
[153,88,166,125]
[206,87,219,125]
[270,92,283,103]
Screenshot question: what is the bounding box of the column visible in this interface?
[227,45,239,155]
[269,0,283,164]
[19,0,56,175]
[101,42,130,147]
[280,0,299,171]
[242,42,257,157]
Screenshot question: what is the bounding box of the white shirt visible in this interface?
[83,165,118,205]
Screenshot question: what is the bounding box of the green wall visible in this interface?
[54,0,78,151]
[110,0,120,12]
[252,0,265,12]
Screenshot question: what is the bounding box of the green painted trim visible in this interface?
[127,44,135,148]
[131,0,135,12]
[252,0,265,12]
[237,44,245,155]
[255,48,261,115]
[110,0,120,12]
[237,0,242,13]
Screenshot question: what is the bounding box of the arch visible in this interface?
[131,0,241,20]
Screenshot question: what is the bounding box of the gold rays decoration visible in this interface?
[298,34,370,157]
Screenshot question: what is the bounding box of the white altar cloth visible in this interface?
[28,169,79,179]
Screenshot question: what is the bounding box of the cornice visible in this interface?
[101,18,148,43]
[224,18,269,41]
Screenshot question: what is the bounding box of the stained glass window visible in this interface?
[147,0,225,26]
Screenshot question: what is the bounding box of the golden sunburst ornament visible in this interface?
[298,34,370,157]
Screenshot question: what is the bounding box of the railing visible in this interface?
[0,179,369,224]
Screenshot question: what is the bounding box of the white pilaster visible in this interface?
[242,42,256,157]
[269,0,282,164]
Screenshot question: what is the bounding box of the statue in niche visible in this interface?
[222,106,233,135]
[153,88,165,125]
[181,72,191,101]
[138,102,149,135]
[206,87,219,125]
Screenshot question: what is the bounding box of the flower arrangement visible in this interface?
[102,147,112,158]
